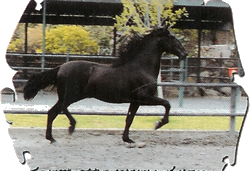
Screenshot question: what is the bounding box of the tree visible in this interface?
[115,0,188,34]
[8,24,100,54]
[85,26,114,55]
[8,24,42,53]
[27,24,43,53]
[7,24,25,52]
[42,25,98,54]
[7,38,24,52]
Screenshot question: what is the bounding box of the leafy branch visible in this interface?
[115,0,188,34]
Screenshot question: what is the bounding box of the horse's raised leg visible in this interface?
[138,96,170,130]
[63,108,76,134]
[154,99,170,130]
[46,101,62,143]
[123,103,139,143]
[148,97,170,130]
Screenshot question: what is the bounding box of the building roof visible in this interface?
[20,0,232,30]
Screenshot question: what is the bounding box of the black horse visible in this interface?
[23,26,188,143]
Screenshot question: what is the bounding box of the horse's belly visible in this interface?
[89,81,156,104]
[85,66,156,103]
[91,85,133,103]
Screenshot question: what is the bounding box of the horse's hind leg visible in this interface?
[63,108,76,134]
[123,103,139,143]
[46,100,62,143]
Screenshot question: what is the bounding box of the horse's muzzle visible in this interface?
[180,52,188,60]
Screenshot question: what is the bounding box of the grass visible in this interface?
[5,114,244,131]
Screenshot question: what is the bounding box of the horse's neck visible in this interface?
[134,48,162,78]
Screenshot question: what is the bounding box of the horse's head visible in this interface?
[157,26,188,60]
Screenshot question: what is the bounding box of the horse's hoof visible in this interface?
[126,143,136,148]
[123,137,135,143]
[50,138,56,144]
[154,119,168,130]
[46,135,56,143]
[154,121,162,130]
[69,126,75,135]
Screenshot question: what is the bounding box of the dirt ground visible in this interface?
[8,128,239,171]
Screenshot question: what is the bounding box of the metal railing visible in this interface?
[7,53,241,89]
[5,53,245,134]
[158,82,243,134]
[3,82,244,134]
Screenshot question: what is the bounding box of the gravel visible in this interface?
[9,128,239,171]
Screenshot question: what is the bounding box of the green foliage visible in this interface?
[8,24,99,54]
[42,25,98,54]
[8,24,25,52]
[7,38,24,52]
[27,25,43,53]
[85,26,114,55]
[115,0,188,34]
[172,29,198,56]
[7,24,43,53]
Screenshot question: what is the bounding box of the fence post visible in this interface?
[66,49,70,62]
[157,68,163,98]
[230,86,237,134]
[179,60,184,107]
[41,0,46,72]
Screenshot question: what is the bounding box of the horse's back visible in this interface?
[59,60,99,71]
[56,61,106,104]
[58,60,107,78]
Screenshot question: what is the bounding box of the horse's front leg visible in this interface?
[137,96,170,130]
[154,98,170,130]
[123,103,139,143]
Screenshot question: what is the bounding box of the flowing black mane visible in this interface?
[113,27,168,67]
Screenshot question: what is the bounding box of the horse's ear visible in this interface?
[161,19,171,35]
[161,18,170,28]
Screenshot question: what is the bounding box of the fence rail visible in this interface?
[158,82,240,87]
[7,52,237,83]
[160,82,243,134]
[5,52,245,134]
[4,110,244,117]
[3,81,244,134]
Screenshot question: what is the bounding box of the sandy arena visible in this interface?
[8,128,238,171]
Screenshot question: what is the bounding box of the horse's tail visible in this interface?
[23,66,60,100]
